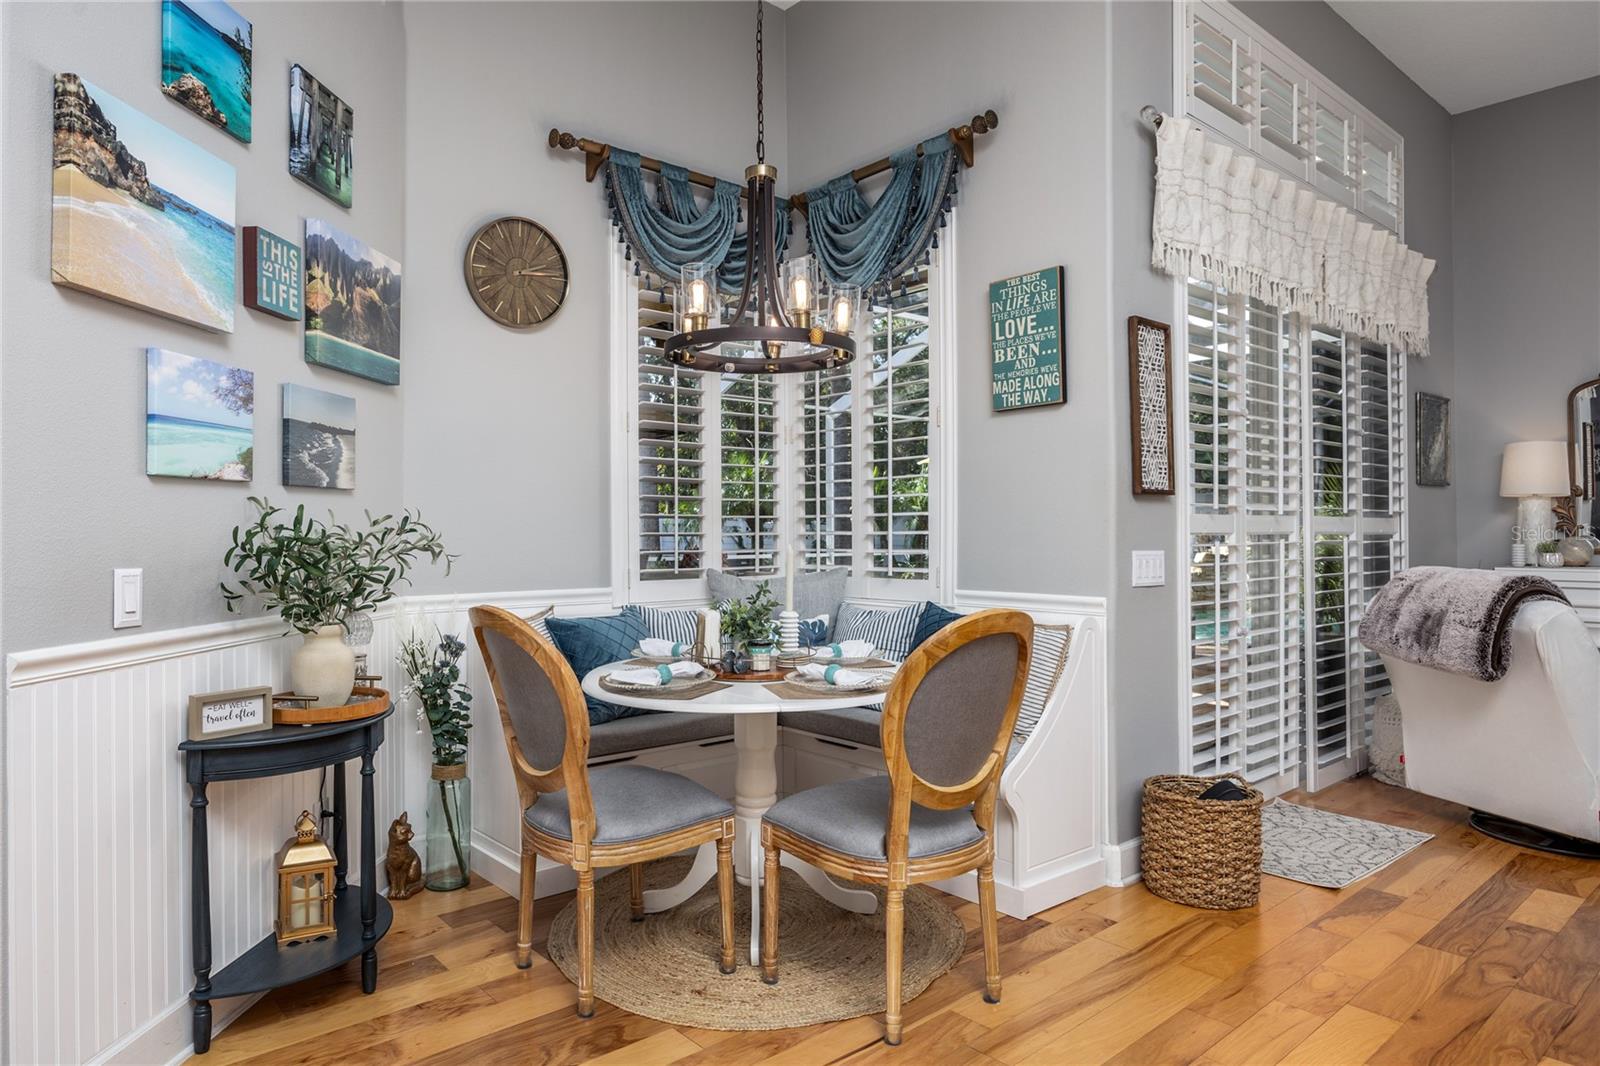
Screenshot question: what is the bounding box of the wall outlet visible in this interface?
[1131,550,1165,588]
[113,568,143,629]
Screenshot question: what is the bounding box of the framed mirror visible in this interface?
[1567,375,1600,536]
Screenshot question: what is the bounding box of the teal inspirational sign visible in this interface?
[243,226,302,320]
[990,266,1065,411]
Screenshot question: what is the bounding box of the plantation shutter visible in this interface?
[1359,125,1402,233]
[1312,95,1357,206]
[719,374,779,574]
[865,264,934,584]
[636,274,706,580]
[1188,3,1257,144]
[800,361,855,570]
[1254,44,1312,174]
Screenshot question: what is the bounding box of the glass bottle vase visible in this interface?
[425,763,472,891]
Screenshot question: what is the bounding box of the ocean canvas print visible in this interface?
[289,65,353,208]
[147,348,253,481]
[52,74,236,333]
[161,0,252,143]
[282,384,355,490]
[304,218,401,385]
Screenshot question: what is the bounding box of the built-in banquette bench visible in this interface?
[518,589,1106,919]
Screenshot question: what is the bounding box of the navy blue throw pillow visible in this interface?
[911,602,963,652]
[545,610,650,725]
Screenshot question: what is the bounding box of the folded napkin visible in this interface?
[796,663,894,688]
[639,637,692,659]
[608,661,707,687]
[809,639,876,660]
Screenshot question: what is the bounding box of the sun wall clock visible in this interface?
[463,216,569,328]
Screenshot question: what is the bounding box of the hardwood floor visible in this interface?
[214,779,1600,1065]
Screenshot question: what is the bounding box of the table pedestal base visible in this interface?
[642,711,878,964]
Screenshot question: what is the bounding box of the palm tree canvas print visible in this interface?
[288,64,352,207]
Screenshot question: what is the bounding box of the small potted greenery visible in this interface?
[1536,540,1563,568]
[719,581,779,672]
[400,627,473,890]
[221,498,453,706]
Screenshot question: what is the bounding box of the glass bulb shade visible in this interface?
[829,285,861,334]
[677,262,719,331]
[782,255,820,324]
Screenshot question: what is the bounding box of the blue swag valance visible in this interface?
[803,134,960,290]
[604,148,790,293]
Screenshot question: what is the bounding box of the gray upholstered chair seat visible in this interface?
[525,764,732,844]
[588,711,734,758]
[762,775,981,860]
[780,706,882,746]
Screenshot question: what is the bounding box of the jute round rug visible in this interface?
[546,854,965,1029]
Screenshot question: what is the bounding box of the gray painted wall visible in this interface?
[1452,78,1600,567]
[785,1,1113,600]
[399,1,787,597]
[0,0,409,652]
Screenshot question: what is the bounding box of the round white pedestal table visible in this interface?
[580,663,885,964]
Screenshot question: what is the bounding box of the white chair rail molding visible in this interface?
[3,0,1599,1062]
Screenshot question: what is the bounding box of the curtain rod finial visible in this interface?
[1140,106,1163,130]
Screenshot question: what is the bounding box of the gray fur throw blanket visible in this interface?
[1360,566,1568,682]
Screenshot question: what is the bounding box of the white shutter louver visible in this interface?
[1190,533,1243,775]
[637,276,705,579]
[719,374,779,574]
[1190,4,1256,143]
[1255,46,1312,173]
[866,265,933,581]
[801,362,854,570]
[1359,124,1402,234]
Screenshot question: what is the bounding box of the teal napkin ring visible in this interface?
[656,664,674,684]
[824,664,841,684]
[828,643,843,658]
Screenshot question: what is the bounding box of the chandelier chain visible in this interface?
[755,0,765,164]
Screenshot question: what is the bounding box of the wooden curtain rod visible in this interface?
[546,109,998,212]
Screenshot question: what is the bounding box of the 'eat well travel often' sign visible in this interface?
[990,266,1065,411]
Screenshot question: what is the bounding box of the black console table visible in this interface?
[180,708,393,1054]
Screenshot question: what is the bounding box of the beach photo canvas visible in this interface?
[282,384,355,490]
[161,0,252,143]
[147,348,253,481]
[289,65,353,208]
[52,74,236,333]
[304,218,401,385]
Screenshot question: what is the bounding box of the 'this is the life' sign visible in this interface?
[990,266,1065,411]
[243,227,303,320]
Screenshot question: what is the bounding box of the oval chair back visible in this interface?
[469,605,596,845]
[880,608,1033,862]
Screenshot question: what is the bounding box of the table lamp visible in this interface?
[1501,440,1569,562]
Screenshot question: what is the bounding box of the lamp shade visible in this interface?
[1500,440,1569,497]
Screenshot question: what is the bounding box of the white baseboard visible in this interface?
[90,990,259,1066]
[1103,837,1142,887]
[931,850,1112,918]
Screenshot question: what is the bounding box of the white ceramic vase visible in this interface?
[291,624,356,707]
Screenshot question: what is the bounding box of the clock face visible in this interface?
[464,217,569,328]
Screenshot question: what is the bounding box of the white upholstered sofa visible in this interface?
[1380,599,1600,846]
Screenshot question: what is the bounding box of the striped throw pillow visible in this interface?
[521,606,555,645]
[1014,623,1074,743]
[630,604,700,646]
[834,602,922,662]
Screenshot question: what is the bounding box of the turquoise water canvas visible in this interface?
[282,384,355,490]
[52,74,236,333]
[289,65,353,208]
[162,0,252,143]
[147,348,253,481]
[304,219,400,385]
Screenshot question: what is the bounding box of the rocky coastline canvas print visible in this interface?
[161,0,252,143]
[147,348,253,481]
[52,73,236,333]
[282,384,355,490]
[289,65,352,208]
[304,218,401,384]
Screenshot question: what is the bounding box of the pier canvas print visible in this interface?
[304,219,401,384]
[51,74,236,333]
[146,349,253,481]
[282,384,355,490]
[161,0,253,143]
[289,65,353,207]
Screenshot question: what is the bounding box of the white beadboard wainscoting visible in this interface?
[0,588,608,1065]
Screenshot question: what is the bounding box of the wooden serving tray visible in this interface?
[710,666,792,683]
[273,685,390,725]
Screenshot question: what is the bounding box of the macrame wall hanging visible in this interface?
[548,110,996,297]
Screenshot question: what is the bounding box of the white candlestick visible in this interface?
[785,546,797,612]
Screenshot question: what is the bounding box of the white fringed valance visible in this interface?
[1152,114,1435,355]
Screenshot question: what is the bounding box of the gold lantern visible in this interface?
[276,810,337,945]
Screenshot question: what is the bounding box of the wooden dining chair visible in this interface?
[470,605,739,1017]
[759,608,1033,1045]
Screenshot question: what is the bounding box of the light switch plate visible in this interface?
[113,568,143,629]
[1131,550,1165,588]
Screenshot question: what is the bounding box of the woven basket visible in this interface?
[1140,774,1264,910]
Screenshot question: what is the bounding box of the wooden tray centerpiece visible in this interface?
[273,684,390,725]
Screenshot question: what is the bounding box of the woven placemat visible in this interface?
[598,676,731,701]
[545,855,964,1029]
[764,681,889,701]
